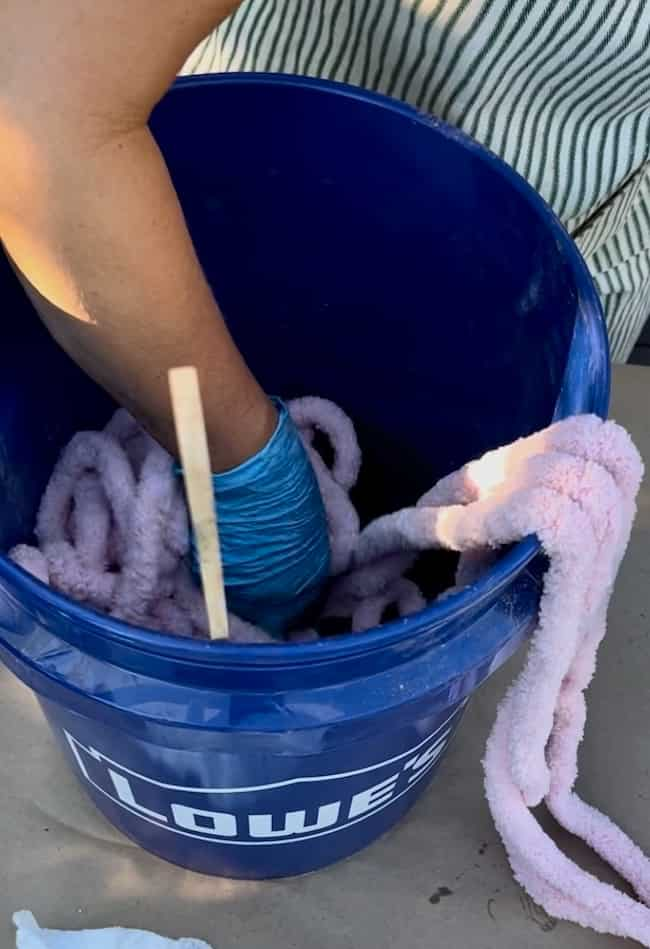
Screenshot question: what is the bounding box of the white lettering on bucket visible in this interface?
[404,734,450,785]
[348,775,400,819]
[248,803,341,838]
[172,804,237,837]
[63,703,465,847]
[109,769,168,822]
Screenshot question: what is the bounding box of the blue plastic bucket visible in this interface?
[0,75,609,879]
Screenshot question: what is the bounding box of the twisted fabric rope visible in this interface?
[10,397,423,642]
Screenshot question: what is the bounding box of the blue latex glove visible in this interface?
[183,398,330,636]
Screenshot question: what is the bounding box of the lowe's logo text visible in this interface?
[64,709,460,846]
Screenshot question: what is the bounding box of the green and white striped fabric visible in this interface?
[182,0,650,362]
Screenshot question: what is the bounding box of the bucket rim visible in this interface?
[0,72,610,666]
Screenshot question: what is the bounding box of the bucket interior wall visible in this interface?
[0,77,577,553]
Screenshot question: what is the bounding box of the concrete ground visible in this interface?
[1,365,649,949]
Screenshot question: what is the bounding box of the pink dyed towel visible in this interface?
[10,402,649,942]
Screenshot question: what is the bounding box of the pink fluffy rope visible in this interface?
[353,412,650,943]
[9,400,650,941]
[10,398,420,643]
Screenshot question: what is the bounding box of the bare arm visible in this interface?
[0,0,276,470]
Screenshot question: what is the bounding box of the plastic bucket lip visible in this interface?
[0,73,609,669]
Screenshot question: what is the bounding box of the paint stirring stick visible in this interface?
[169,366,229,640]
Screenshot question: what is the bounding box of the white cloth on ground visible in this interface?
[13,912,214,949]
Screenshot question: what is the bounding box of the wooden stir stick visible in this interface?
[169,366,229,640]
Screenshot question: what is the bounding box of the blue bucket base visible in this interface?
[39,696,466,880]
[74,764,448,880]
